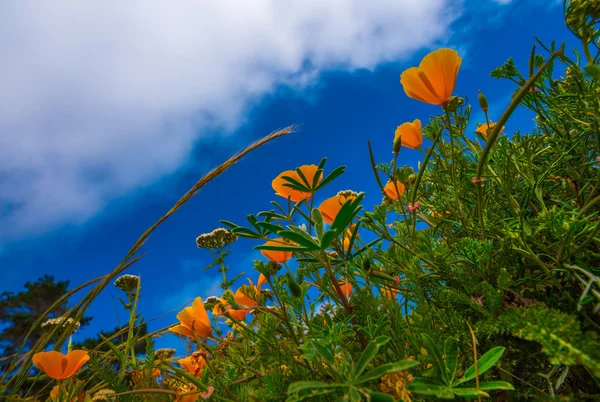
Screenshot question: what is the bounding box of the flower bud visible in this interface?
[393,135,402,155]
[363,259,371,271]
[478,90,488,113]
[286,273,302,298]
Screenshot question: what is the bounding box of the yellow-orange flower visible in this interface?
[213,290,249,321]
[32,350,89,381]
[257,273,268,290]
[50,385,78,402]
[235,281,259,308]
[169,297,212,339]
[394,119,423,150]
[400,48,462,106]
[384,181,405,200]
[383,287,398,301]
[272,165,322,202]
[261,238,293,263]
[430,210,451,219]
[319,194,357,225]
[178,351,206,377]
[338,281,353,298]
[475,122,505,138]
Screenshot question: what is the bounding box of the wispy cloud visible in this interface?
[0,0,462,244]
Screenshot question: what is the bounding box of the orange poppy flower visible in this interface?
[178,351,206,377]
[213,290,249,321]
[169,297,212,339]
[261,238,293,263]
[272,165,322,202]
[235,281,259,307]
[400,48,462,106]
[383,181,405,200]
[175,384,200,402]
[337,281,353,298]
[32,350,89,380]
[319,194,357,225]
[394,119,423,150]
[475,122,505,138]
[257,273,268,290]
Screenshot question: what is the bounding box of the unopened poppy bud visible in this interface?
[363,259,371,271]
[478,90,488,113]
[393,136,402,155]
[286,273,302,298]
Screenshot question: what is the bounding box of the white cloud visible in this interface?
[0,0,461,243]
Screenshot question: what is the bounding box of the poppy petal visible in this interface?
[64,350,89,379]
[32,351,66,380]
[400,67,441,105]
[419,48,461,104]
[169,324,194,338]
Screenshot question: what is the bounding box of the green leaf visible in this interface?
[281,175,311,192]
[331,194,364,233]
[456,347,505,386]
[444,337,459,383]
[408,378,452,397]
[321,230,338,249]
[256,222,284,234]
[278,230,320,250]
[362,390,395,402]
[451,388,488,398]
[423,334,450,385]
[313,342,336,369]
[357,360,419,385]
[219,220,240,229]
[295,166,312,188]
[231,227,261,239]
[352,336,390,381]
[315,166,346,191]
[477,381,515,391]
[287,381,345,395]
[312,208,324,240]
[255,244,308,252]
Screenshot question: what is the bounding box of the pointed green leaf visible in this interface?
[451,388,489,398]
[257,222,284,234]
[312,208,324,240]
[444,337,458,383]
[231,227,261,239]
[255,244,308,252]
[477,381,515,391]
[363,390,395,402]
[220,220,240,229]
[351,336,390,381]
[278,230,320,249]
[282,175,311,192]
[408,378,450,396]
[313,343,336,369]
[456,347,505,386]
[315,165,346,191]
[357,360,419,385]
[321,230,338,248]
[423,334,450,385]
[287,381,344,395]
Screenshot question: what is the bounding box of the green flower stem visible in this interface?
[411,127,443,206]
[473,49,562,237]
[265,276,300,347]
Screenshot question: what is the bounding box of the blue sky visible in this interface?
[0,0,572,351]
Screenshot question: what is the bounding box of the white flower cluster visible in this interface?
[196,228,237,249]
[41,316,81,332]
[114,274,141,293]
